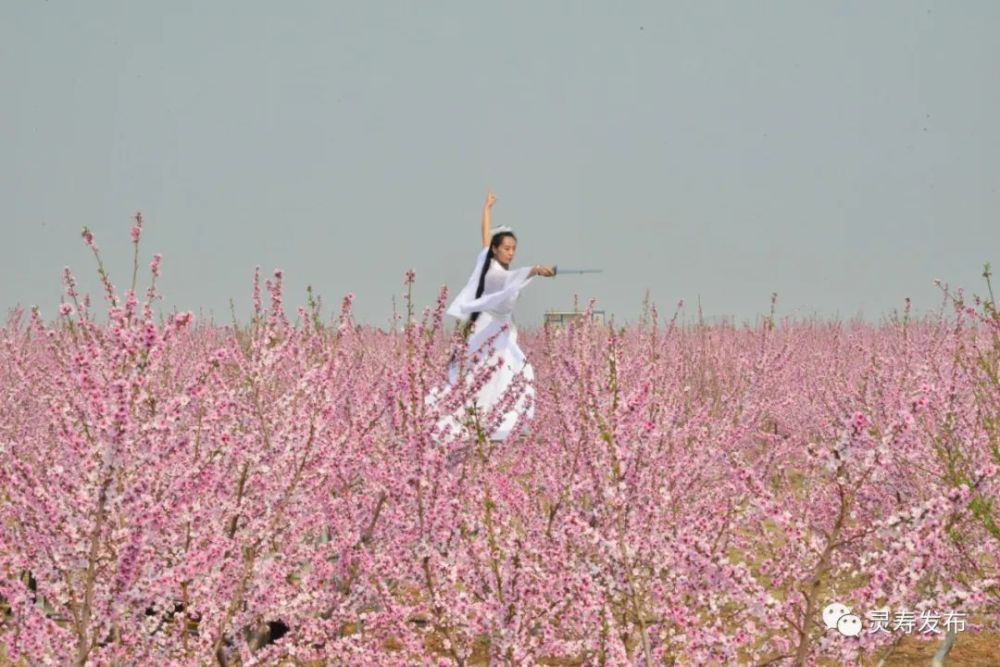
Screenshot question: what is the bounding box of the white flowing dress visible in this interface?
[426,246,536,442]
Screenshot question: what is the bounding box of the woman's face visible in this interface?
[494,236,516,266]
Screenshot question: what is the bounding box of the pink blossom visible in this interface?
[1,237,997,665]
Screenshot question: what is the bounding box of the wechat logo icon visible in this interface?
[823,602,862,637]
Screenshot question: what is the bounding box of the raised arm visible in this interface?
[481,191,496,248]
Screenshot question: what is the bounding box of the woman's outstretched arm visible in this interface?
[481,191,496,248]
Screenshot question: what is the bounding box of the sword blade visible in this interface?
[553,265,603,275]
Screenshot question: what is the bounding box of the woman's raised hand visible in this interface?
[532,265,555,278]
[484,191,497,209]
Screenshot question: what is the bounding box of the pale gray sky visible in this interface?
[3,1,999,329]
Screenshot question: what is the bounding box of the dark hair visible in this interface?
[468,231,517,327]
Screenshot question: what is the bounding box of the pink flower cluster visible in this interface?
[0,227,998,665]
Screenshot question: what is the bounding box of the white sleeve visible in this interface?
[504,266,533,289]
[445,247,490,321]
[445,250,534,320]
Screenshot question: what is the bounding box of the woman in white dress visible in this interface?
[426,191,555,443]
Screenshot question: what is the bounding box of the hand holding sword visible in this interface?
[530,265,556,277]
[530,265,603,277]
